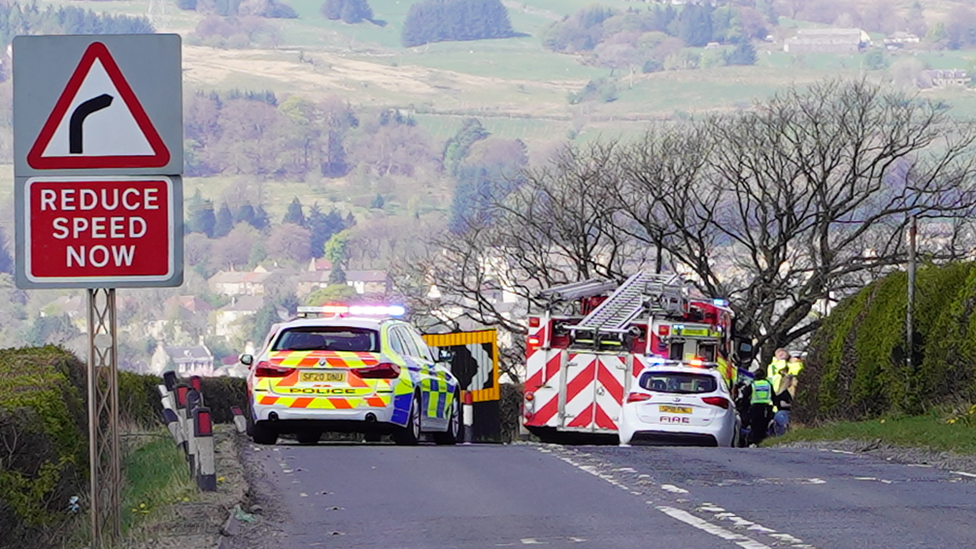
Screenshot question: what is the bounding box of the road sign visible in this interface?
[14,175,184,289]
[14,34,182,176]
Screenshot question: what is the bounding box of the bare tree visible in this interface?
[618,80,976,362]
[393,141,652,381]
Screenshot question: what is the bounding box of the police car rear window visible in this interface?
[639,372,716,394]
[273,327,380,352]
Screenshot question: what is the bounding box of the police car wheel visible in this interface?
[434,391,460,445]
[296,431,320,445]
[252,421,278,445]
[393,393,422,446]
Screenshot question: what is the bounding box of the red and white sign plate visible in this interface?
[26,42,170,170]
[24,176,175,284]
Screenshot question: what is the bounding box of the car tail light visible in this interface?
[702,396,730,408]
[626,392,653,403]
[658,325,670,336]
[354,362,401,379]
[525,391,535,402]
[254,362,291,378]
[529,317,540,328]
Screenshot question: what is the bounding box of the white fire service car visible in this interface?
[618,361,740,447]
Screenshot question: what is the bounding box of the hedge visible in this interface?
[0,345,248,549]
[0,346,88,549]
[799,262,976,423]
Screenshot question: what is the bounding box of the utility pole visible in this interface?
[906,215,917,370]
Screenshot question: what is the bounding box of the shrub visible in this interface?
[800,263,976,424]
[198,376,248,423]
[0,346,87,549]
[499,383,522,443]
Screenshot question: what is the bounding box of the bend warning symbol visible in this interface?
[26,42,170,170]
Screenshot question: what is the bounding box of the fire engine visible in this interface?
[521,272,754,442]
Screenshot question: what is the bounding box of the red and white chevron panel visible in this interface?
[523,322,562,428]
[562,353,627,432]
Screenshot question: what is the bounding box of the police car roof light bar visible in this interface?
[297,304,406,318]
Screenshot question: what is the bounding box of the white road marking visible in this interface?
[854,477,876,481]
[536,445,814,547]
[829,449,855,455]
[657,506,772,549]
[952,471,976,478]
[616,467,637,473]
[770,533,805,544]
[568,537,587,542]
[906,464,933,468]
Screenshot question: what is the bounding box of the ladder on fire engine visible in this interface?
[568,272,688,335]
[536,278,619,303]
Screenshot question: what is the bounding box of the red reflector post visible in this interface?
[194,407,213,437]
[702,396,730,408]
[626,392,653,403]
[175,384,189,409]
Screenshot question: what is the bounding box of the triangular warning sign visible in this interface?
[27,42,170,170]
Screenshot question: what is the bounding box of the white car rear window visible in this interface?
[639,372,716,394]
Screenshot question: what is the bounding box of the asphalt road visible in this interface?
[243,440,976,549]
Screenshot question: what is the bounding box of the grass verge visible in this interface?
[769,412,976,455]
[121,435,196,534]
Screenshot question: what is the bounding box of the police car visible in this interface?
[240,305,460,446]
[618,361,740,447]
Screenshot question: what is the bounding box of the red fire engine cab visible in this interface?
[521,272,752,442]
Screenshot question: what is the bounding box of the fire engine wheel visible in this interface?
[296,431,321,445]
[434,390,461,445]
[393,393,422,446]
[252,421,278,445]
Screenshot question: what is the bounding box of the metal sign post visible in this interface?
[87,288,120,543]
[13,34,183,548]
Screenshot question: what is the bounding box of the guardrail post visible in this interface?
[163,370,177,392]
[193,406,216,492]
[162,408,184,449]
[185,389,201,478]
[174,384,189,455]
[230,406,246,434]
[462,390,474,445]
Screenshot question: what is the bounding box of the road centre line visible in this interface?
[538,446,819,549]
[951,471,976,478]
[656,506,772,549]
